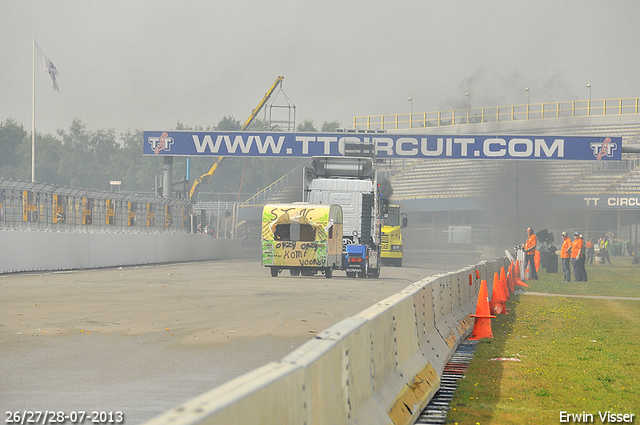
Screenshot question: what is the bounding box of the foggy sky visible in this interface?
[2,1,639,138]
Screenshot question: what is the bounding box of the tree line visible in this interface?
[0,117,341,201]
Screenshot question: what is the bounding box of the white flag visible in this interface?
[35,41,59,92]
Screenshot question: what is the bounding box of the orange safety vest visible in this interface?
[561,238,572,259]
[524,234,537,255]
[586,240,594,249]
[572,238,583,259]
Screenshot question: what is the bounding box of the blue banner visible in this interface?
[143,131,622,161]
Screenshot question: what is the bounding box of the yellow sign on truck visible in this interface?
[262,203,343,278]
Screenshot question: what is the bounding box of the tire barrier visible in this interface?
[143,257,508,425]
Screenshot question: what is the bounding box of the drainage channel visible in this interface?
[414,339,479,424]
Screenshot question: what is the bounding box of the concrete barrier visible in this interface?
[143,258,507,425]
[142,361,307,424]
[0,231,242,274]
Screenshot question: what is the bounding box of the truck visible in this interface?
[262,203,343,278]
[380,205,407,267]
[303,156,388,278]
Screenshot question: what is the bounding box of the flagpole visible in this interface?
[31,35,36,183]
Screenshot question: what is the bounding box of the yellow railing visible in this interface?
[240,164,303,206]
[353,97,640,131]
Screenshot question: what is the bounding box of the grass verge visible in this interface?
[530,256,640,298]
[446,257,640,425]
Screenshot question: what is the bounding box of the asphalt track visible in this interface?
[0,248,482,424]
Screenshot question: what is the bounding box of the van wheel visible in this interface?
[290,268,300,276]
[325,268,332,279]
[270,267,278,277]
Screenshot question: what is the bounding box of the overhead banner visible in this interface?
[143,131,622,161]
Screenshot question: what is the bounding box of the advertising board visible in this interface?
[143,131,622,161]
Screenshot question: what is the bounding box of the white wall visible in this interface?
[0,231,242,274]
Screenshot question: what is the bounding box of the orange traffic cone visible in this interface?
[513,260,530,288]
[500,267,510,301]
[489,272,507,315]
[469,280,497,340]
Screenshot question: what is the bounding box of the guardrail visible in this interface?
[0,179,191,233]
[144,257,508,425]
[354,97,640,131]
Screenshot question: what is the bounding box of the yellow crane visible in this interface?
[188,76,285,200]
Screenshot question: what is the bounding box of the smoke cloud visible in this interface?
[378,177,393,200]
[478,160,554,247]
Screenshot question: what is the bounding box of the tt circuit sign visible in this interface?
[143,131,622,161]
[583,196,640,209]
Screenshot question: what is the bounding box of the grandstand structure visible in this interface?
[240,97,640,248]
[384,100,640,246]
[386,156,640,200]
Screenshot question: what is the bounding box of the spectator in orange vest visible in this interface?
[560,231,572,282]
[524,227,538,280]
[572,232,585,281]
[586,238,595,264]
[578,234,588,281]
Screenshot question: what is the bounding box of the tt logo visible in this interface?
[148,132,174,154]
[590,138,617,160]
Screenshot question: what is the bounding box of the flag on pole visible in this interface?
[35,41,59,92]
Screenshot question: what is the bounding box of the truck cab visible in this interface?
[303,157,387,278]
[380,205,407,267]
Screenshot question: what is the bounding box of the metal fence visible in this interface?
[0,179,191,233]
[192,200,241,238]
[354,97,640,131]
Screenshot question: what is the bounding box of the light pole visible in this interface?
[465,92,470,124]
[525,87,530,120]
[408,97,413,128]
[586,84,591,115]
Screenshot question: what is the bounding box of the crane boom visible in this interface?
[188,76,285,201]
[241,76,283,131]
[187,156,224,200]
